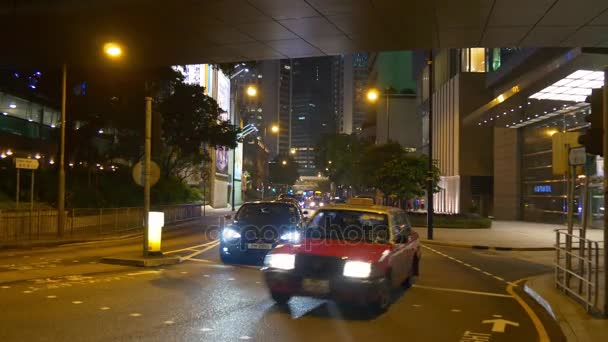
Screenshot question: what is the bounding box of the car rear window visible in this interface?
[235,203,298,224]
[305,210,389,244]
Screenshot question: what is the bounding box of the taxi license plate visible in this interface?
[247,243,273,250]
[302,278,330,294]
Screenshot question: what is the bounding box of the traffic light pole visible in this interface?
[603,66,608,316]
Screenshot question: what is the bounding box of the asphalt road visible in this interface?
[0,217,565,342]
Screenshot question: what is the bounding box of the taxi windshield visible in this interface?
[305,210,389,244]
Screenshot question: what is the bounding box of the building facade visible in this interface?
[420,48,607,226]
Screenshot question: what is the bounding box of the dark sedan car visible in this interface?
[220,201,304,265]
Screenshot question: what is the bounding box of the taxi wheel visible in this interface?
[370,278,391,313]
[271,292,291,305]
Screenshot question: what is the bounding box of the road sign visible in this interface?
[15,158,39,170]
[132,161,160,187]
[481,318,519,333]
[569,146,586,166]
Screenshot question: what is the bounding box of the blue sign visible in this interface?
[533,185,552,193]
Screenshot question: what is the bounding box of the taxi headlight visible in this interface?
[280,231,301,243]
[309,201,316,207]
[221,227,241,241]
[343,261,372,278]
[264,253,295,270]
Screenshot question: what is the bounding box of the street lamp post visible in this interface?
[57,43,123,237]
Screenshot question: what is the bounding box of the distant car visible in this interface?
[220,201,304,265]
[306,197,325,209]
[262,204,421,313]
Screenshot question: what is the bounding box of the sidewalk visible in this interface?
[414,220,604,250]
[526,274,608,341]
[0,205,235,249]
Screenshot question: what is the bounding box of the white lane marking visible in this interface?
[164,240,220,255]
[164,320,175,325]
[188,258,214,264]
[180,271,188,274]
[46,295,57,299]
[200,328,213,332]
[203,274,210,277]
[228,278,235,281]
[127,270,162,276]
[182,241,220,260]
[129,313,142,317]
[451,309,461,312]
[72,260,79,263]
[493,314,503,318]
[412,284,513,298]
[412,304,422,307]
[100,307,111,311]
[1,285,10,289]
[239,336,252,340]
[422,244,515,287]
[23,290,32,294]
[72,301,83,304]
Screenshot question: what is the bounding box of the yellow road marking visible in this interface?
[164,240,219,255]
[413,284,513,298]
[188,258,214,264]
[507,278,550,342]
[182,241,220,260]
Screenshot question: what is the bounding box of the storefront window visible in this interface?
[521,107,590,224]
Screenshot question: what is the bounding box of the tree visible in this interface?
[158,82,238,180]
[269,155,299,186]
[359,141,405,188]
[315,133,367,189]
[375,154,440,205]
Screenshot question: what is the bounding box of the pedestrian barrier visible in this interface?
[0,204,202,242]
[554,228,603,314]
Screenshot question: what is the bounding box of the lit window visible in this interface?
[298,116,306,120]
[461,48,486,73]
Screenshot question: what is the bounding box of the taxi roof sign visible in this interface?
[346,197,375,206]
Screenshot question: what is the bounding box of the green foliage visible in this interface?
[315,133,367,188]
[151,176,203,205]
[359,141,404,188]
[159,82,238,179]
[269,155,299,186]
[376,154,440,200]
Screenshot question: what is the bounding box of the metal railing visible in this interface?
[555,228,603,313]
[0,204,203,242]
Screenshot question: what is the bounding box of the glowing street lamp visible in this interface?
[271,125,279,133]
[367,88,380,102]
[282,160,287,166]
[246,85,258,97]
[103,42,123,58]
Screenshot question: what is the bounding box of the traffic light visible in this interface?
[578,87,604,156]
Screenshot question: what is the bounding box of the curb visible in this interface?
[100,255,182,267]
[421,239,555,251]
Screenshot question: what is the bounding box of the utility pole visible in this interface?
[603,66,608,316]
[143,96,152,257]
[57,63,67,237]
[426,51,434,240]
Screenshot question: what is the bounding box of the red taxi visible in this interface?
[262,204,421,312]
